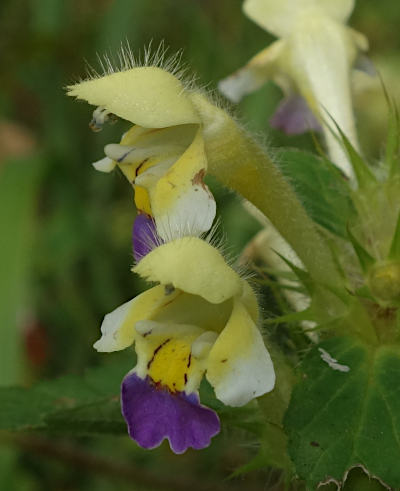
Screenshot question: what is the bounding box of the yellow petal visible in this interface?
[153,291,233,333]
[112,124,198,183]
[134,320,206,393]
[67,67,200,128]
[93,285,181,352]
[243,0,355,38]
[206,297,275,406]
[133,237,242,304]
[134,185,152,215]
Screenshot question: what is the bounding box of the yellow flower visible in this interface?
[67,62,215,240]
[94,236,275,407]
[219,0,369,180]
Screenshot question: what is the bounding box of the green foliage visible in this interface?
[389,212,400,260]
[276,149,353,238]
[347,226,376,273]
[0,357,132,435]
[284,336,400,489]
[329,122,377,189]
[381,84,400,178]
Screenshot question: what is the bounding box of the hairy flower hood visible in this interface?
[67,64,217,240]
[68,66,200,128]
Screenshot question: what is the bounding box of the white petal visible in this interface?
[218,41,286,103]
[155,183,216,241]
[218,69,261,103]
[287,16,358,179]
[94,298,136,352]
[93,285,180,352]
[206,298,275,407]
[134,156,177,188]
[92,156,116,173]
[191,331,218,359]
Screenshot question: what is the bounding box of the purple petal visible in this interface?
[270,95,322,135]
[354,54,377,77]
[121,373,220,454]
[132,213,159,262]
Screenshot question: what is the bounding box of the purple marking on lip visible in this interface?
[121,373,220,454]
[132,213,159,262]
[270,95,322,135]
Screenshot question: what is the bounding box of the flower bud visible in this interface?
[368,261,400,302]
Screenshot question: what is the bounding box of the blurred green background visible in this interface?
[0,0,399,489]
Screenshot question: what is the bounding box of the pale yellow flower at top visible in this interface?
[67,62,215,241]
[219,0,369,182]
[94,236,275,407]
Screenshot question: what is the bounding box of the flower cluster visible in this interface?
[68,49,275,452]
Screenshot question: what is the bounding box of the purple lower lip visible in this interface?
[121,373,220,454]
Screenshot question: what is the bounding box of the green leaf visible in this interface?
[0,355,132,434]
[381,82,400,178]
[45,399,126,435]
[284,337,400,489]
[328,120,377,188]
[274,251,314,295]
[388,212,400,260]
[347,226,375,273]
[276,149,354,238]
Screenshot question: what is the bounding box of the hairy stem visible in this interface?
[191,93,343,293]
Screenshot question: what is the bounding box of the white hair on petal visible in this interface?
[84,40,198,91]
[133,214,257,288]
[203,218,226,252]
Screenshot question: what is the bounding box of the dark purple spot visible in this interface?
[121,373,220,454]
[132,213,160,262]
[270,95,322,135]
[117,148,135,163]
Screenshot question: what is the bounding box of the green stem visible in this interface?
[191,93,343,292]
